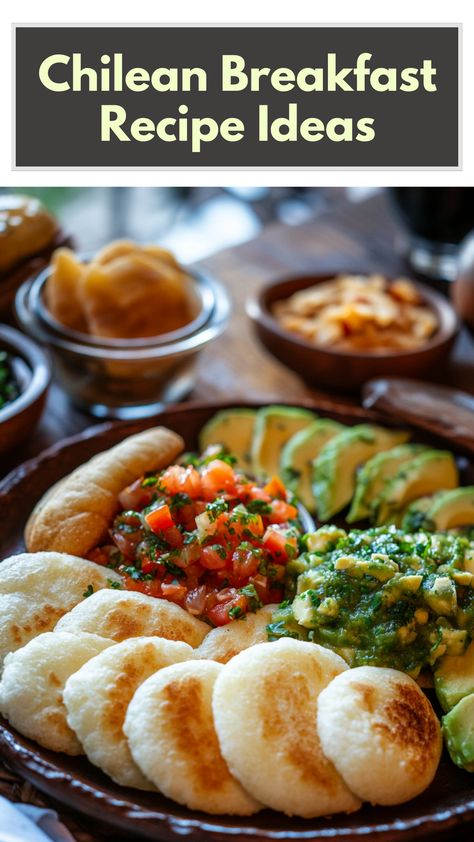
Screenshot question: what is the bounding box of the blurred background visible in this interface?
[1,184,474,474]
[2,186,472,282]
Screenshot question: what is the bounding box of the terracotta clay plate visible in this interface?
[1,400,474,842]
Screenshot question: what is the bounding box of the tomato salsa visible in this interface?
[88,450,302,626]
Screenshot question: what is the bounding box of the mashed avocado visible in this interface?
[268,526,474,675]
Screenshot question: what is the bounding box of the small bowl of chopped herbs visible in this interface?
[0,325,50,456]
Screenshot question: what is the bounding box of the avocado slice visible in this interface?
[435,639,474,712]
[427,487,474,531]
[443,694,474,772]
[313,424,410,522]
[280,419,345,512]
[347,444,427,523]
[199,408,257,473]
[401,496,435,532]
[251,405,316,478]
[374,450,459,526]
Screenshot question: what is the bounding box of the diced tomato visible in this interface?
[160,465,202,499]
[267,586,284,603]
[225,511,264,541]
[268,499,298,524]
[182,562,205,590]
[207,593,248,626]
[185,585,207,616]
[162,525,184,549]
[232,546,260,581]
[141,559,159,574]
[87,547,110,566]
[145,504,174,533]
[264,476,288,499]
[175,542,202,569]
[110,512,143,559]
[201,460,237,501]
[118,478,154,511]
[248,485,272,503]
[161,582,188,602]
[123,574,162,598]
[249,573,269,601]
[201,545,228,570]
[263,526,298,562]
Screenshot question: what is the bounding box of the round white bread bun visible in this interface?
[0,632,113,754]
[55,589,209,647]
[212,638,361,818]
[124,659,261,815]
[196,605,276,664]
[317,666,442,805]
[63,636,194,790]
[0,553,122,665]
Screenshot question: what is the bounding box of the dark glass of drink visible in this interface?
[389,188,474,281]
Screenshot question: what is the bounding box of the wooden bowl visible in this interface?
[247,274,459,392]
[0,325,51,455]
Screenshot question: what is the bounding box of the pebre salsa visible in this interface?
[89,450,303,626]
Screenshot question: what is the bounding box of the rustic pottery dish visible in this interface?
[0,324,50,456]
[1,400,474,841]
[247,274,459,392]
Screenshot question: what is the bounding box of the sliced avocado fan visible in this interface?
[401,496,435,532]
[199,408,257,473]
[313,424,410,522]
[443,694,474,772]
[375,450,459,526]
[280,419,345,513]
[427,487,474,531]
[347,443,427,524]
[251,405,316,478]
[435,640,474,713]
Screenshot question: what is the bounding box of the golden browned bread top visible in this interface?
[0,196,58,275]
[25,426,184,557]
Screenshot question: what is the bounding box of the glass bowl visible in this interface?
[15,266,230,419]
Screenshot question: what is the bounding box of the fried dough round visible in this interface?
[55,589,209,647]
[212,638,360,818]
[0,632,113,754]
[196,605,276,664]
[25,426,184,556]
[317,666,442,805]
[125,660,261,814]
[0,553,122,665]
[63,637,194,789]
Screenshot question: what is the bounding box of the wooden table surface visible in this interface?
[1,189,473,840]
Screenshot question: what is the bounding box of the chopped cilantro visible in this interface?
[169,492,192,509]
[239,584,263,612]
[206,497,228,521]
[247,499,272,515]
[107,579,123,589]
[229,605,244,619]
[82,584,94,598]
[208,543,227,559]
[163,557,185,578]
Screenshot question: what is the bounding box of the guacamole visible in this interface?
[269,525,474,674]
